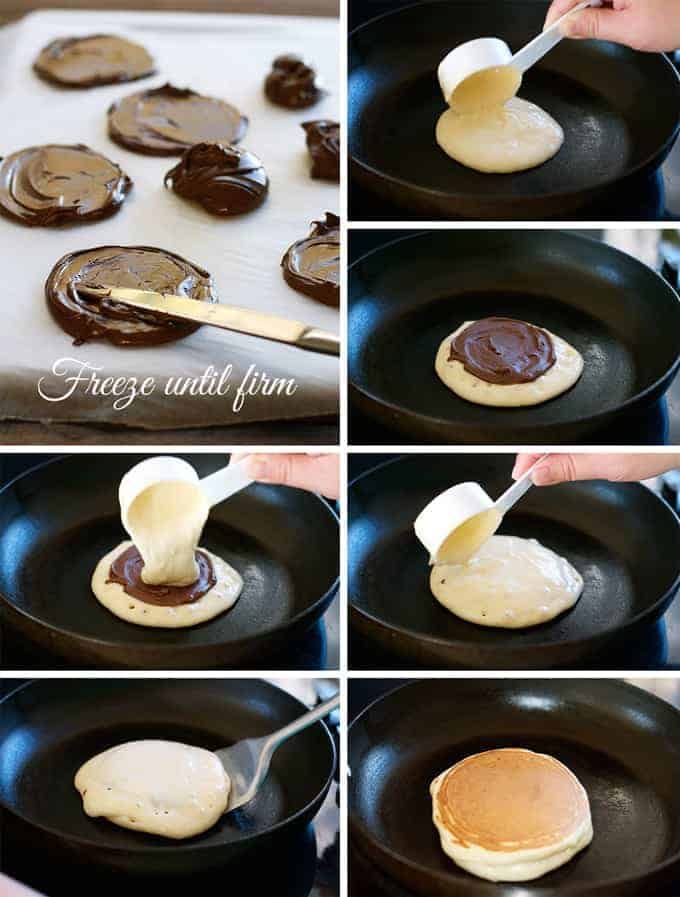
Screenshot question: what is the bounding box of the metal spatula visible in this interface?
[76,283,340,356]
[216,694,339,813]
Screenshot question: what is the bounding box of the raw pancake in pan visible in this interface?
[75,740,230,839]
[430,747,593,882]
[91,541,243,629]
[34,34,155,87]
[430,535,584,628]
[435,318,584,407]
[108,84,248,156]
[45,244,217,346]
[436,97,564,174]
[0,144,131,227]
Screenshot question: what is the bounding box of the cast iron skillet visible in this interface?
[0,679,335,876]
[349,679,680,896]
[349,230,680,444]
[348,0,680,220]
[349,455,680,669]
[0,454,339,668]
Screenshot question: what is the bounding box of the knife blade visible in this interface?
[76,284,340,356]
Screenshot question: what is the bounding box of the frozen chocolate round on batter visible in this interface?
[46,245,217,346]
[108,84,248,156]
[282,212,339,307]
[265,55,323,109]
[302,120,339,182]
[34,34,155,88]
[164,142,268,215]
[0,144,132,227]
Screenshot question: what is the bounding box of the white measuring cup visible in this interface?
[119,456,254,533]
[438,1,602,110]
[414,455,548,565]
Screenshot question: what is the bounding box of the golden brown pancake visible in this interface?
[431,748,593,881]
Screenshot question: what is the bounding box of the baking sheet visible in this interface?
[0,9,339,430]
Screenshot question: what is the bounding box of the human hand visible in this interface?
[0,875,45,897]
[512,453,680,486]
[545,0,680,53]
[230,453,339,500]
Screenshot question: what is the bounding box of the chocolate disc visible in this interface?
[448,317,556,384]
[282,212,339,307]
[164,142,268,216]
[108,84,248,156]
[46,245,218,346]
[264,54,323,109]
[0,144,132,227]
[108,546,216,605]
[34,34,155,88]
[302,120,339,182]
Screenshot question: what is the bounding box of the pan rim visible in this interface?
[348,455,680,655]
[348,678,680,895]
[0,455,340,653]
[0,677,337,856]
[348,0,680,209]
[348,230,680,435]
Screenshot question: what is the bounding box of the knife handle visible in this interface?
[296,328,340,356]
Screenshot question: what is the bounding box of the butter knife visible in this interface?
[76,284,340,356]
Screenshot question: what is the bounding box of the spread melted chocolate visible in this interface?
[302,120,339,182]
[108,545,216,605]
[0,144,132,227]
[281,212,339,307]
[264,55,323,109]
[448,317,556,384]
[164,142,268,215]
[108,84,248,156]
[46,245,217,346]
[34,34,155,88]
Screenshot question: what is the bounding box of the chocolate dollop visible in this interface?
[302,120,339,182]
[164,142,268,215]
[108,84,248,156]
[265,54,322,109]
[108,545,216,605]
[0,144,131,227]
[448,317,556,384]
[34,34,155,88]
[46,245,217,346]
[281,212,339,307]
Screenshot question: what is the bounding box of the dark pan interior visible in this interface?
[349,1,680,214]
[349,231,680,441]
[349,679,680,896]
[0,455,339,661]
[0,679,334,854]
[349,455,680,660]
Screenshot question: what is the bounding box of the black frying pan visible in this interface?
[0,679,335,877]
[349,679,680,897]
[349,455,680,669]
[349,230,680,444]
[0,454,339,668]
[348,0,680,220]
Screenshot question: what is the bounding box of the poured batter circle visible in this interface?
[436,97,564,174]
[430,535,584,629]
[435,320,584,408]
[75,739,229,839]
[92,540,243,628]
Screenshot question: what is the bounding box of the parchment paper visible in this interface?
[0,9,339,429]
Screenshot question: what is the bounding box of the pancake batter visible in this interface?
[435,317,583,407]
[430,534,583,628]
[436,97,564,174]
[91,477,243,628]
[75,740,229,839]
[431,748,593,881]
